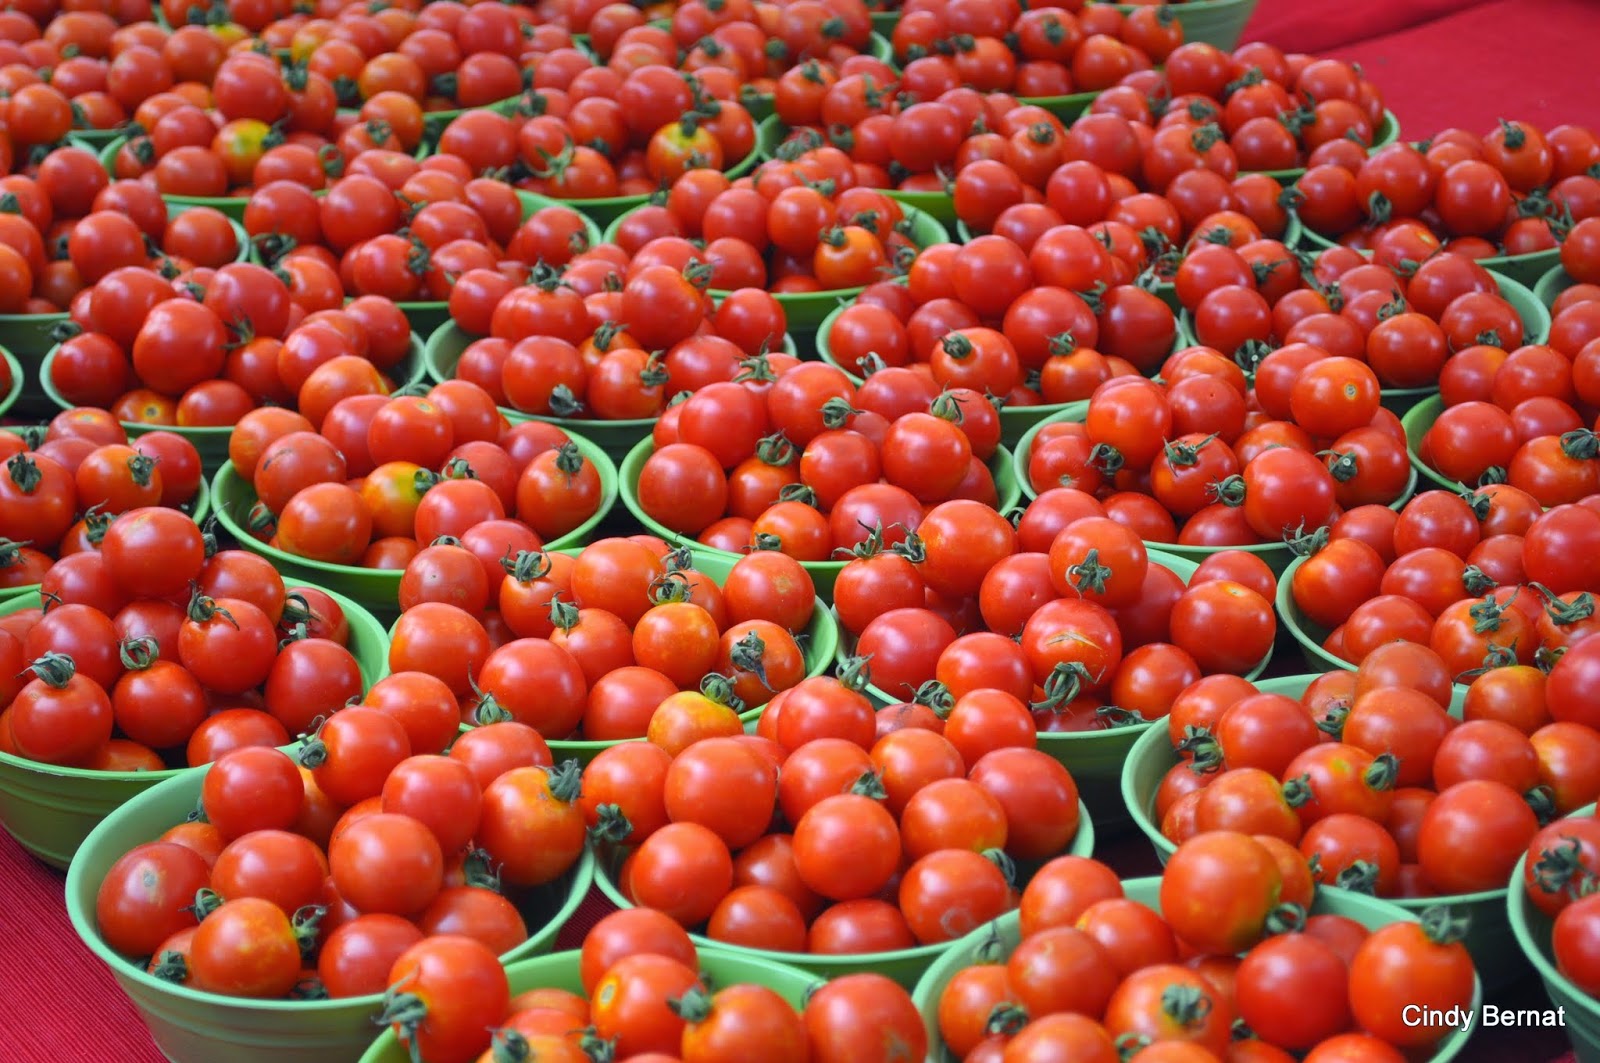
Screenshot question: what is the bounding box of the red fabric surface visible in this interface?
[8,2,1600,1061]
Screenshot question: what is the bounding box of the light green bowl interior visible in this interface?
[1119,672,1520,991]
[209,429,617,622]
[0,581,385,869]
[533,544,839,764]
[616,434,1020,600]
[63,764,592,1063]
[40,334,426,475]
[1534,264,1578,309]
[421,313,798,464]
[1275,553,1357,673]
[0,344,20,417]
[1509,803,1600,1061]
[358,945,823,1063]
[1400,392,1464,493]
[913,871,1480,1063]
[590,798,1093,988]
[0,309,67,416]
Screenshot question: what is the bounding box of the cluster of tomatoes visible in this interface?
[1295,120,1600,261]
[634,361,1010,556]
[0,411,203,592]
[935,839,1477,1063]
[92,703,587,1003]
[229,381,607,570]
[1418,282,1600,503]
[50,264,412,430]
[0,507,367,770]
[600,682,1084,952]
[0,152,240,316]
[386,539,817,742]
[1151,658,1593,904]
[1524,805,1600,1000]
[450,271,790,422]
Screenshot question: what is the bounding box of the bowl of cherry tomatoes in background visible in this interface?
[64,747,596,1063]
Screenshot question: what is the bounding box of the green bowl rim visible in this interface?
[0,578,387,784]
[0,344,20,417]
[63,767,595,1012]
[209,427,618,580]
[1507,802,1600,1018]
[588,796,1095,967]
[1120,672,1511,907]
[1532,263,1578,309]
[38,332,428,440]
[616,433,1023,577]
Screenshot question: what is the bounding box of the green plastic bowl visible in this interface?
[533,132,763,228]
[1509,804,1600,1062]
[423,319,798,464]
[508,545,839,765]
[1121,673,1520,992]
[814,300,1100,448]
[64,766,593,1063]
[1277,551,1458,676]
[593,800,1093,989]
[913,873,1480,1063]
[0,344,20,417]
[210,429,616,623]
[1249,109,1402,184]
[39,333,426,475]
[0,310,66,416]
[1294,228,1553,345]
[388,192,605,337]
[1108,0,1260,50]
[96,138,266,222]
[1535,263,1579,309]
[359,946,821,1063]
[837,547,1269,834]
[1015,89,1099,121]
[1401,393,1468,494]
[0,581,386,869]
[617,434,1021,600]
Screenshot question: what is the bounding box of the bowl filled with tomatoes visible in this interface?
[1535,264,1584,310]
[356,940,825,1063]
[210,422,617,622]
[421,309,801,464]
[913,868,1481,1063]
[1121,670,1539,989]
[0,524,390,869]
[1508,802,1600,1062]
[405,542,841,766]
[589,739,1095,988]
[604,199,949,331]
[835,544,1276,832]
[64,744,596,1063]
[617,430,1022,600]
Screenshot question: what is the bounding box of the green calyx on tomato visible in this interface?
[1264,902,1309,934]
[1418,905,1473,946]
[777,483,818,508]
[6,453,42,494]
[548,385,585,417]
[755,431,797,467]
[1178,726,1225,774]
[186,887,224,921]
[501,549,553,584]
[910,678,953,717]
[646,573,693,607]
[729,630,772,690]
[699,671,747,712]
[835,653,873,694]
[118,636,160,672]
[849,770,888,801]
[24,651,76,689]
[589,803,636,846]
[544,759,583,805]
[1031,661,1101,714]
[1531,838,1598,900]
[1335,860,1383,895]
[148,950,188,984]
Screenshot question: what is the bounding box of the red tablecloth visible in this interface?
[9,1,1600,1060]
